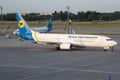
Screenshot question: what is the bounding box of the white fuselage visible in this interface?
[32,30,117,49]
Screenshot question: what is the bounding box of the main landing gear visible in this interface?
[56,46,60,50]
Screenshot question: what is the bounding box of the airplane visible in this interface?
[14,14,52,37]
[15,13,117,51]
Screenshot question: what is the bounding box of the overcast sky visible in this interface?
[0,0,120,13]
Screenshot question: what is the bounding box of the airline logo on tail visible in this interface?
[18,20,24,28]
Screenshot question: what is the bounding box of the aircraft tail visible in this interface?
[16,13,33,41]
[16,13,32,34]
[47,16,53,31]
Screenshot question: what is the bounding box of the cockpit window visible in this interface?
[106,39,113,41]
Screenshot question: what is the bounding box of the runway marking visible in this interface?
[0,65,120,75]
[17,69,64,80]
[77,58,120,68]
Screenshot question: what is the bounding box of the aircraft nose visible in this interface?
[113,41,117,46]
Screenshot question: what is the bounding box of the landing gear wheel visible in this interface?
[70,45,72,50]
[104,47,110,52]
[104,49,107,52]
[111,47,114,52]
[56,47,60,50]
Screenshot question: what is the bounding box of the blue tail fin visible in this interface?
[47,16,53,31]
[16,13,34,41]
[16,13,32,34]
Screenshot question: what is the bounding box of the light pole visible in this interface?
[66,6,70,21]
[66,6,73,34]
[0,6,3,28]
[0,6,4,34]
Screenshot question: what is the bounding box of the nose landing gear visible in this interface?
[110,47,114,52]
[104,47,115,52]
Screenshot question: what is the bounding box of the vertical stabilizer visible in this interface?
[16,13,33,41]
[47,16,53,31]
[16,13,32,34]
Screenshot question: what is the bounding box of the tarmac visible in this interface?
[0,33,120,80]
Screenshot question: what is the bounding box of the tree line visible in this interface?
[1,11,120,21]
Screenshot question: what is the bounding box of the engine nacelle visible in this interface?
[59,43,71,50]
